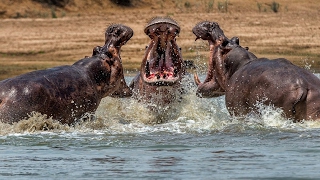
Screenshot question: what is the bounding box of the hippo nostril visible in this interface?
[157,74,160,79]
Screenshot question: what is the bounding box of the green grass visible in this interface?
[257,1,282,13]
[184,1,191,8]
[51,8,57,18]
[257,3,262,12]
[217,0,228,13]
[271,1,280,13]
[207,0,214,12]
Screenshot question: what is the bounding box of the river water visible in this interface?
[1,75,320,179]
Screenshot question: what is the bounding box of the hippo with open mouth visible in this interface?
[0,24,133,125]
[193,20,320,122]
[129,17,187,118]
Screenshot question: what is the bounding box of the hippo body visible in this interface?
[0,24,133,124]
[0,61,101,124]
[129,17,186,115]
[226,54,320,120]
[193,21,320,121]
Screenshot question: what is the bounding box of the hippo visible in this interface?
[129,17,187,115]
[193,20,320,122]
[0,24,133,125]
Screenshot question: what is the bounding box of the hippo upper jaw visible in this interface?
[92,24,134,57]
[104,24,133,48]
[192,21,229,47]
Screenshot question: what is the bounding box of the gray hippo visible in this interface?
[193,20,320,122]
[0,24,133,125]
[129,17,187,116]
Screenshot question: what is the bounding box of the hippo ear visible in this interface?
[230,37,240,45]
[92,46,102,56]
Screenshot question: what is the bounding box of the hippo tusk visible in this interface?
[194,73,202,86]
[145,61,150,77]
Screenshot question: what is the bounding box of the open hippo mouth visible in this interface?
[141,17,184,86]
[143,46,180,86]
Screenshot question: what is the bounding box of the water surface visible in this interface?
[1,76,320,179]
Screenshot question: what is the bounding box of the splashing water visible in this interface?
[1,74,320,136]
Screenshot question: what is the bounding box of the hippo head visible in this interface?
[192,21,256,98]
[101,24,134,97]
[140,17,185,86]
[192,21,229,47]
[75,24,133,98]
[192,21,230,97]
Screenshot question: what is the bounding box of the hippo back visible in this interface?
[226,58,320,120]
[0,64,99,124]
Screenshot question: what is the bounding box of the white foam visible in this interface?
[2,74,320,136]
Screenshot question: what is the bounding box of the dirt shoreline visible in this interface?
[0,0,319,80]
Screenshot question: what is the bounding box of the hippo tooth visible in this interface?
[146,61,150,77]
[174,68,178,77]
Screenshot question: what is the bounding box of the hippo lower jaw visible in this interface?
[142,73,180,86]
[142,57,181,86]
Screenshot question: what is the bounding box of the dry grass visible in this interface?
[0,0,319,80]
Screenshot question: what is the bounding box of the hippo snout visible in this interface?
[104,24,133,47]
[192,21,212,41]
[192,21,228,46]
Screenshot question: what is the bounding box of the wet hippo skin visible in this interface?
[193,20,320,122]
[0,24,133,125]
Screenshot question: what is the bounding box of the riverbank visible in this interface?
[0,0,319,79]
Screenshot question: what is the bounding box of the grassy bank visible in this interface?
[0,0,319,80]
